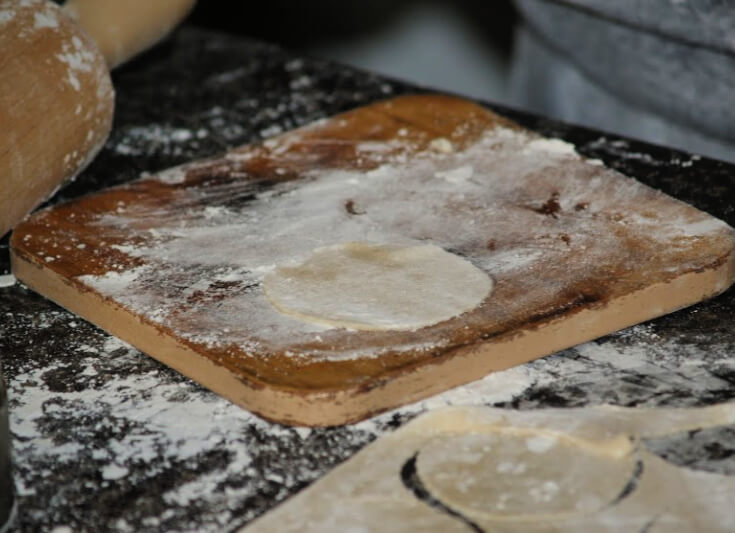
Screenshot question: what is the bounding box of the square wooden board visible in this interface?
[11,95,735,426]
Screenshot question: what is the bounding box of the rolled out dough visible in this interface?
[243,403,735,532]
[262,242,494,331]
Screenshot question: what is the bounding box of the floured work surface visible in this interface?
[10,94,735,425]
[243,403,735,532]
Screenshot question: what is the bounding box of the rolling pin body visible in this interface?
[0,0,114,238]
[0,0,195,238]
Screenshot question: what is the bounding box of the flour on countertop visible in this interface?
[582,137,666,167]
[7,305,735,532]
[5,312,373,529]
[110,125,209,157]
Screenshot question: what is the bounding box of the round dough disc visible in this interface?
[416,431,636,521]
[262,242,493,331]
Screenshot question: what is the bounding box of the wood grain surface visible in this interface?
[0,0,113,238]
[10,94,735,426]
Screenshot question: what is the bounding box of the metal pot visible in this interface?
[0,364,13,531]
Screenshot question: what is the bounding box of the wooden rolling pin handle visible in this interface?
[64,0,197,69]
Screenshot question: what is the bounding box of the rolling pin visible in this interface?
[0,0,195,239]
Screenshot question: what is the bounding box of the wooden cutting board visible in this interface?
[10,94,735,426]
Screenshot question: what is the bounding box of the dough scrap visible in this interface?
[263,242,493,331]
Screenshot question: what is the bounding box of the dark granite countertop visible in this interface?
[1,27,735,532]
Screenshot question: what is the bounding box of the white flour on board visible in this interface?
[0,9,14,25]
[33,9,57,29]
[67,124,732,362]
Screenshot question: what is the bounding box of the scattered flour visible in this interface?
[7,331,269,516]
[584,137,664,166]
[110,125,208,157]
[5,306,735,531]
[0,8,15,25]
[156,166,188,184]
[529,480,560,502]
[62,123,733,363]
[525,434,558,454]
[524,137,578,157]
[79,267,145,293]
[33,9,57,28]
[434,165,473,183]
[101,464,129,481]
[429,137,454,153]
[55,34,97,92]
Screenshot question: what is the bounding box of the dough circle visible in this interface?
[415,431,636,521]
[262,242,493,331]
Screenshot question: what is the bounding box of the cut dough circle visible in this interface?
[416,431,637,521]
[262,242,493,331]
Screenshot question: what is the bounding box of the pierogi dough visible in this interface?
[416,430,636,521]
[263,242,494,331]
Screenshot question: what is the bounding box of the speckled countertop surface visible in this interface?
[1,27,735,532]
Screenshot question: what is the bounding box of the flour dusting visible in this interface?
[33,9,57,29]
[0,8,15,25]
[524,137,578,157]
[37,120,732,364]
[5,305,735,532]
[111,125,209,157]
[55,32,97,92]
[435,165,473,183]
[526,434,557,454]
